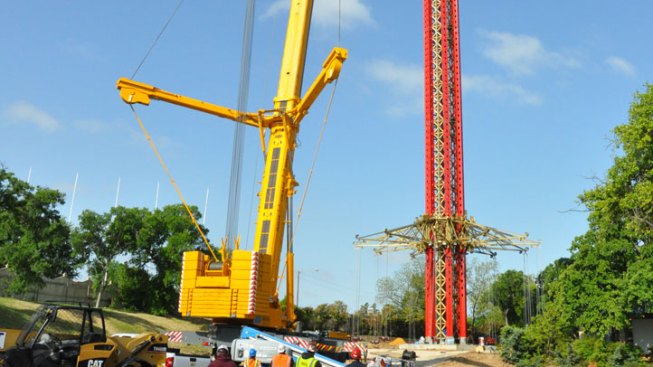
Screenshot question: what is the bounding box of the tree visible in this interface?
[466,257,498,338]
[490,270,535,326]
[549,232,634,337]
[547,84,653,338]
[72,206,148,307]
[0,167,77,293]
[536,257,571,307]
[372,256,426,338]
[351,303,372,336]
[130,204,207,315]
[375,255,425,330]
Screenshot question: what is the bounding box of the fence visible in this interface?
[0,268,113,307]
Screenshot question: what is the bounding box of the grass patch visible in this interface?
[0,297,209,335]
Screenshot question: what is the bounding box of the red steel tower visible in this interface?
[423,0,465,342]
[354,0,538,345]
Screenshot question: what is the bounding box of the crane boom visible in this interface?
[117,1,347,330]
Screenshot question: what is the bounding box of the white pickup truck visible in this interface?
[165,349,211,367]
[166,338,278,367]
[166,327,347,367]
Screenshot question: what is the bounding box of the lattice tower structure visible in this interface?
[355,0,539,345]
[424,0,464,342]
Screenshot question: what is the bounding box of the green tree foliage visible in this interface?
[499,325,530,365]
[467,258,498,338]
[0,167,77,293]
[548,84,653,339]
[295,301,349,332]
[490,270,535,326]
[131,204,207,315]
[536,257,571,306]
[112,263,151,311]
[350,303,374,336]
[550,232,634,337]
[72,204,206,314]
[375,256,425,326]
[507,85,653,365]
[72,206,149,307]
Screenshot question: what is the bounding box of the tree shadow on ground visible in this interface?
[0,304,37,328]
[439,355,501,367]
[103,309,208,334]
[103,310,169,333]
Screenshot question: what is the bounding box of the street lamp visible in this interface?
[296,268,319,308]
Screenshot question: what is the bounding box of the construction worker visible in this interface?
[271,345,293,367]
[243,348,261,367]
[209,345,237,367]
[297,344,321,367]
[346,348,365,367]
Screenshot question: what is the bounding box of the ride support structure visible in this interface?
[424,0,465,343]
[355,0,539,345]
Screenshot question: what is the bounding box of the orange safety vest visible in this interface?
[244,358,261,367]
[271,353,293,367]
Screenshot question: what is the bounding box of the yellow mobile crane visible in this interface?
[116,1,347,331]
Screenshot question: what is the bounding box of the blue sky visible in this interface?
[1,1,651,311]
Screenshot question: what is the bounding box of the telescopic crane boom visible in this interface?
[117,0,347,330]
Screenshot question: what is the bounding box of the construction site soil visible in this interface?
[367,346,513,367]
[435,352,513,367]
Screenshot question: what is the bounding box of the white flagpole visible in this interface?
[155,181,160,209]
[114,177,121,208]
[202,186,210,225]
[68,172,79,223]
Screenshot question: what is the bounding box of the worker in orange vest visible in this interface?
[242,348,261,367]
[271,345,293,367]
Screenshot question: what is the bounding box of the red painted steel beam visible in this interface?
[423,0,436,338]
[449,0,467,341]
[438,0,456,340]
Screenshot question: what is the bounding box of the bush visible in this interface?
[569,337,645,367]
[555,344,582,367]
[499,325,530,364]
[571,336,609,366]
[516,354,545,367]
[609,343,642,367]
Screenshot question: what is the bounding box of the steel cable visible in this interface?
[225,0,256,250]
[131,0,186,79]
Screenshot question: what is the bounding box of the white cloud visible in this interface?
[3,101,60,132]
[74,119,107,133]
[367,59,422,94]
[366,59,423,116]
[605,56,635,76]
[462,74,543,106]
[263,0,373,29]
[262,0,287,19]
[479,30,578,75]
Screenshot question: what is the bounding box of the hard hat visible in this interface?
[307,344,316,352]
[217,345,229,352]
[278,345,286,353]
[351,348,361,360]
[249,349,257,358]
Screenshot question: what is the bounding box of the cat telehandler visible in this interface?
[0,303,169,367]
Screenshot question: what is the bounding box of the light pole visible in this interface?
[296,268,319,309]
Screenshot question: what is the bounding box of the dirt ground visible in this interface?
[435,351,514,367]
[366,347,513,367]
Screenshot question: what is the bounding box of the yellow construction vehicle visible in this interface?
[116,0,347,332]
[0,303,168,367]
